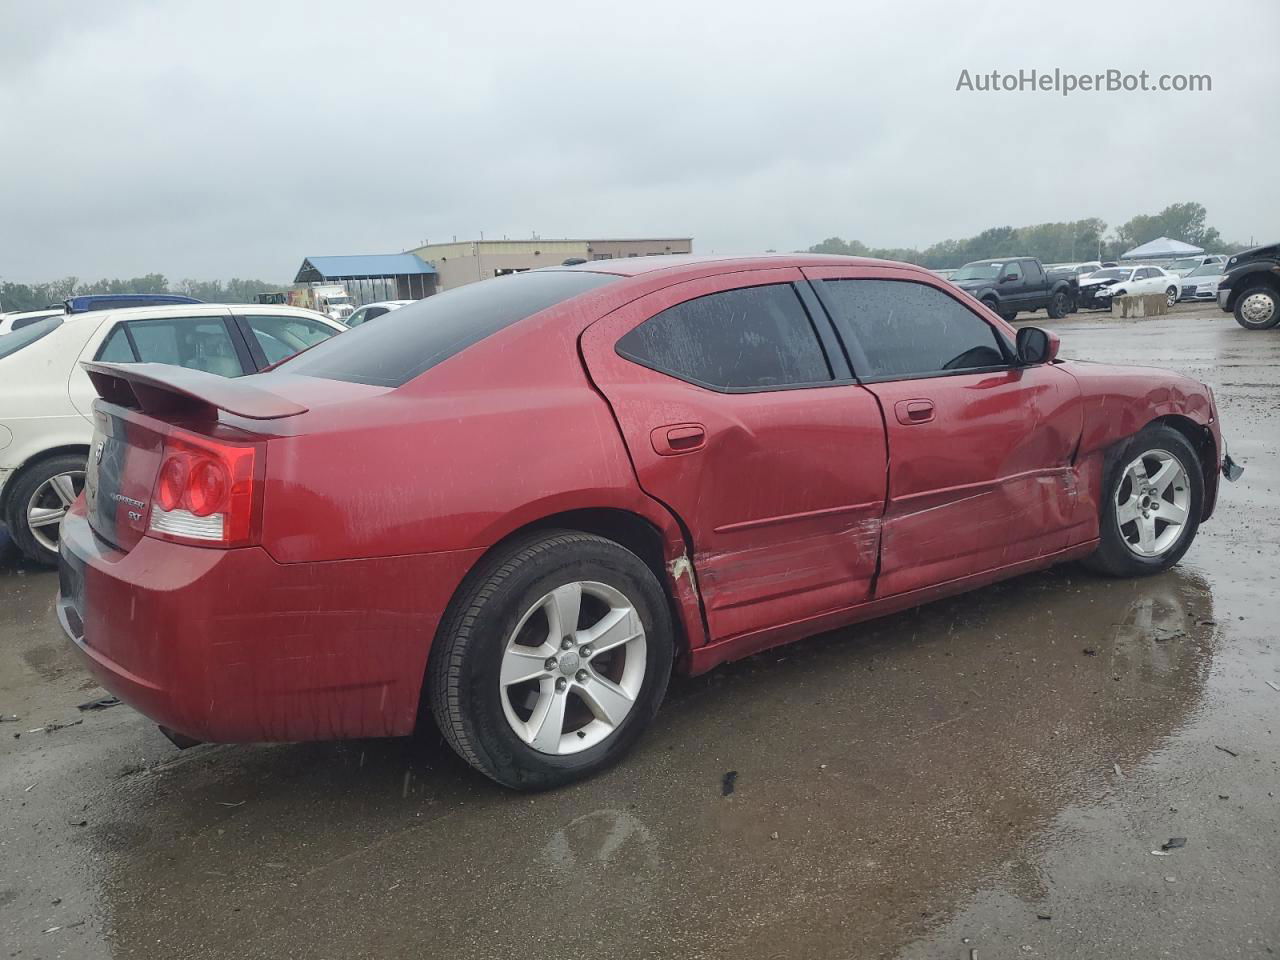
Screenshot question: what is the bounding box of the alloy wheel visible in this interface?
[26,470,84,553]
[1115,449,1190,558]
[499,581,647,755]
[1166,287,1177,307]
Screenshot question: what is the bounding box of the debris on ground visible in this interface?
[1161,837,1187,851]
[217,801,246,808]
[1113,762,1123,778]
[770,831,779,840]
[76,695,121,712]
[1215,745,1239,757]
[1082,647,1097,656]
[722,770,738,796]
[68,818,87,827]
[1164,876,1177,883]
[0,713,19,723]
[1036,913,1051,920]
[27,718,84,734]
[1266,681,1280,693]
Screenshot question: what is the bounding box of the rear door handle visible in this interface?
[894,399,934,425]
[651,423,706,456]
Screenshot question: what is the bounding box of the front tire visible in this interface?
[1082,425,1203,578]
[1233,285,1280,330]
[1047,290,1070,319]
[427,530,674,790]
[3,453,86,567]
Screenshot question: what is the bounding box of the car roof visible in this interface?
[63,303,344,328]
[547,252,931,280]
[357,300,415,308]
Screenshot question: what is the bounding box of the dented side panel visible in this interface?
[580,268,889,644]
[866,364,1085,597]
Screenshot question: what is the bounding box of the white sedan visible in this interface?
[344,299,416,327]
[0,304,345,565]
[0,307,64,335]
[1178,263,1226,302]
[1077,265,1182,309]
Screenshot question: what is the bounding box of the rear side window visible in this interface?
[616,284,831,391]
[281,271,619,386]
[820,279,1007,380]
[0,317,63,359]
[243,314,337,365]
[99,316,247,378]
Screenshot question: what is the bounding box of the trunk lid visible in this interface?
[80,362,310,551]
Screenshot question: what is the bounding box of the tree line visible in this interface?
[0,275,283,313]
[807,202,1254,269]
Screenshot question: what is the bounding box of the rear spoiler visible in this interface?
[81,362,308,420]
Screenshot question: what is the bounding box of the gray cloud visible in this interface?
[1,0,1276,282]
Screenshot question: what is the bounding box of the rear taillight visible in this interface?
[147,433,260,547]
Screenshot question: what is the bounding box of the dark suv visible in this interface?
[1217,243,1280,329]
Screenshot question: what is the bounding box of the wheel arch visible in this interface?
[1224,269,1280,309]
[432,504,707,682]
[1,443,91,514]
[1149,414,1218,521]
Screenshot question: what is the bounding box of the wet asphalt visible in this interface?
[1,303,1277,960]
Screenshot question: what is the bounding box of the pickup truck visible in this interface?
[1217,242,1280,330]
[949,257,1077,321]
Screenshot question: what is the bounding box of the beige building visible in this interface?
[407,237,693,291]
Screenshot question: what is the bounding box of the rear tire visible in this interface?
[427,530,674,790]
[1233,285,1280,330]
[3,453,86,567]
[1082,425,1203,578]
[1165,286,1178,308]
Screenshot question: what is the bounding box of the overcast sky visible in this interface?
[2,0,1276,282]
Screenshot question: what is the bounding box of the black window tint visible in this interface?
[821,279,1007,379]
[0,317,62,360]
[616,284,831,391]
[281,270,619,386]
[96,325,137,362]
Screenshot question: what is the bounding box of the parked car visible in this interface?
[1077,265,1181,310]
[0,308,64,335]
[1166,255,1226,277]
[949,257,1077,321]
[65,294,203,313]
[1178,263,1226,302]
[1216,242,1280,330]
[344,299,415,327]
[0,304,344,565]
[1045,261,1102,279]
[56,255,1240,790]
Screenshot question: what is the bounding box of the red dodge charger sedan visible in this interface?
[57,255,1239,789]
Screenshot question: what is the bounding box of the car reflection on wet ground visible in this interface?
[1,304,1276,959]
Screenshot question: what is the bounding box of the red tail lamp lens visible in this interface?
[157,457,188,511]
[146,433,260,547]
[187,458,229,517]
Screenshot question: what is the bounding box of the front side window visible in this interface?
[616,283,832,391]
[244,314,337,365]
[1005,262,1024,281]
[819,279,1007,380]
[124,316,246,377]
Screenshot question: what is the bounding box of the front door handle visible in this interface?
[651,423,706,456]
[894,399,935,425]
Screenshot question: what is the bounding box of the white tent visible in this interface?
[1120,236,1204,260]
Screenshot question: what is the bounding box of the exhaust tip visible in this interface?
[158,725,203,750]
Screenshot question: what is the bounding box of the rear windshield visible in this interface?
[279,270,619,386]
[0,316,63,359]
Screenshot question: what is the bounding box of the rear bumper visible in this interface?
[56,502,483,743]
